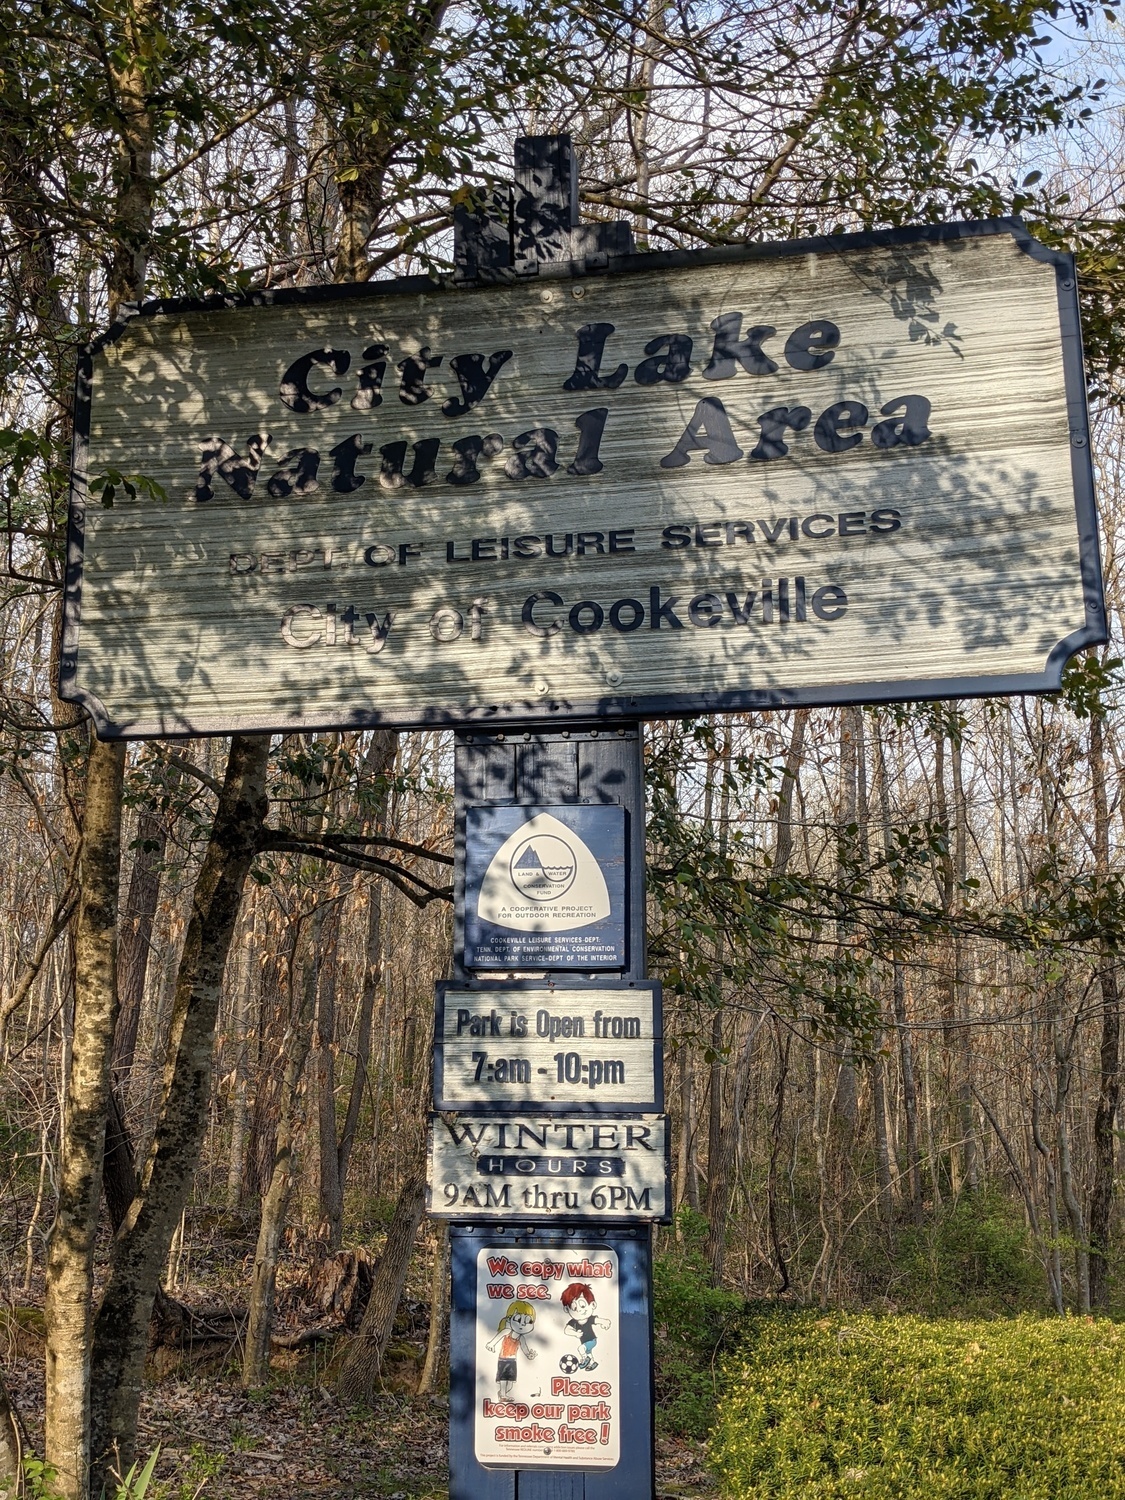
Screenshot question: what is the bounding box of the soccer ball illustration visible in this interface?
[558,1353,581,1374]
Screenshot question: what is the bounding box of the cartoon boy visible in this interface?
[485,1299,538,1396]
[561,1282,611,1371]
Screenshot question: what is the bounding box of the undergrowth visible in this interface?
[711,1310,1125,1498]
[653,1209,747,1438]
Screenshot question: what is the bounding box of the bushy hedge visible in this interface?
[653,1212,746,1437]
[711,1311,1125,1498]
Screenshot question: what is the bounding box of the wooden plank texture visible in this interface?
[63,227,1102,735]
[427,1114,669,1221]
[434,985,661,1111]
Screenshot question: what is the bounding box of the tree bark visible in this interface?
[87,735,269,1494]
[113,806,167,1088]
[225,897,258,1209]
[337,1163,426,1405]
[102,1086,140,1233]
[44,735,125,1500]
[417,1224,448,1396]
[676,1043,700,1214]
[331,730,397,1229]
[1088,709,1120,1308]
[0,1367,23,1495]
[773,710,807,881]
[242,939,317,1387]
[314,941,343,1246]
[707,1016,762,1281]
[948,723,978,1192]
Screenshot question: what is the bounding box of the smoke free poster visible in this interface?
[474,1244,620,1469]
[463,804,626,969]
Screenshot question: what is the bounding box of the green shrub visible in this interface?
[653,1210,747,1437]
[892,1192,1041,1314]
[711,1311,1125,1498]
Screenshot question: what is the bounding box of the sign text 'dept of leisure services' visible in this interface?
[62,220,1104,738]
[434,983,662,1112]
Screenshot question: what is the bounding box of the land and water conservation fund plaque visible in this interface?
[62,220,1104,738]
[462,805,626,970]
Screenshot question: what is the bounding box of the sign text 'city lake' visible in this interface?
[61,220,1104,737]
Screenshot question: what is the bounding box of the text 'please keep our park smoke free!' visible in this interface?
[474,1246,620,1468]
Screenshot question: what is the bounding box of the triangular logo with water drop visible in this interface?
[477,812,611,931]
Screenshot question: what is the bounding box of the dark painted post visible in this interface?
[443,139,654,1500]
[447,726,655,1500]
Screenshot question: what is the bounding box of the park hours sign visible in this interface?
[61,219,1104,737]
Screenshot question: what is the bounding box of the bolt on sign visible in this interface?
[433,984,662,1113]
[473,1245,620,1469]
[61,219,1104,738]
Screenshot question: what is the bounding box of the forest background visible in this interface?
[4,0,1125,1496]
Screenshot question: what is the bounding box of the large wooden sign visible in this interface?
[61,219,1104,737]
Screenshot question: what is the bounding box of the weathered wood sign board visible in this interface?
[433,984,662,1112]
[427,1113,670,1220]
[62,220,1104,737]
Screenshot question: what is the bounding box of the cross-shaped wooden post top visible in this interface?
[453,134,634,282]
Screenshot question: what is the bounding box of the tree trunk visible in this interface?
[113,806,166,1090]
[1088,709,1119,1308]
[314,949,343,1246]
[242,937,318,1388]
[872,1051,894,1219]
[766,1017,791,1293]
[337,1163,427,1405]
[773,710,807,880]
[1032,1069,1065,1314]
[102,1086,139,1233]
[241,1025,311,1386]
[675,1042,700,1215]
[0,1367,23,1494]
[417,1224,448,1396]
[334,729,397,1214]
[44,735,125,1500]
[1053,1004,1091,1312]
[87,735,269,1494]
[707,1016,762,1281]
[705,732,731,1253]
[948,724,978,1192]
[225,897,258,1210]
[833,709,859,1146]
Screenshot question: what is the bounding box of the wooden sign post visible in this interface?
[440,720,658,1500]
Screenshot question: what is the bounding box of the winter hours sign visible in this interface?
[62,220,1103,737]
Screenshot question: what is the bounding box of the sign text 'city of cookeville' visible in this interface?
[62,220,1104,737]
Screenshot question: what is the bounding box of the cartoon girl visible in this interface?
[485,1299,538,1396]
